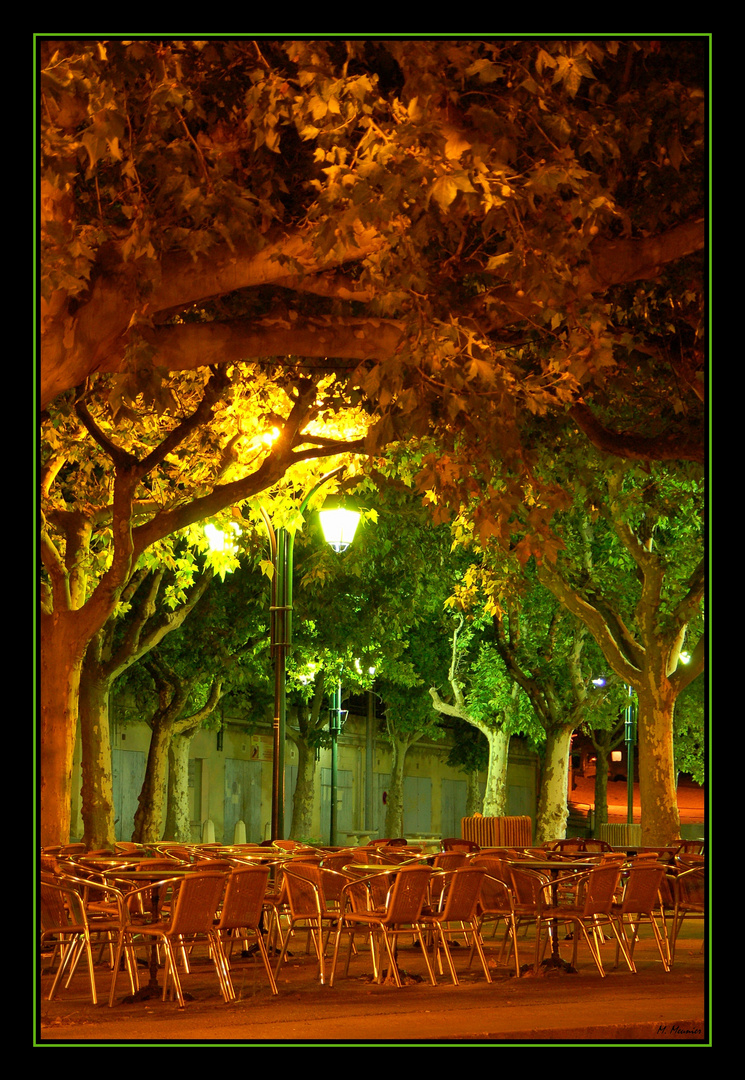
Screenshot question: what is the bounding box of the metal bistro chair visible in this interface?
[535,864,634,977]
[468,862,521,977]
[110,870,230,1008]
[330,863,436,987]
[273,862,346,986]
[668,863,705,964]
[611,861,671,972]
[421,866,492,985]
[40,877,137,1006]
[214,865,278,997]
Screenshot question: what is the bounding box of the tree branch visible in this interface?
[569,402,704,465]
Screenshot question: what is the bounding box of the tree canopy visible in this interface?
[40,36,706,491]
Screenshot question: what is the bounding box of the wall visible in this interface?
[70,709,539,845]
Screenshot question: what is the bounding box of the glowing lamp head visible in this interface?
[318,506,361,552]
[205,522,240,553]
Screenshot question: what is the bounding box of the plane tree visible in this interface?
[39,366,368,845]
[78,559,214,849]
[534,451,705,845]
[110,542,274,843]
[429,612,534,817]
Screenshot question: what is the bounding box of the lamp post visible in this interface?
[329,677,346,846]
[624,685,637,826]
[260,468,361,841]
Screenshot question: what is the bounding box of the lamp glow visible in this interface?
[205,522,240,553]
[319,507,361,552]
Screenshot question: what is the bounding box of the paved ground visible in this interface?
[36,920,709,1047]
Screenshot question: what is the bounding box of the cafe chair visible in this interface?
[469,867,521,977]
[428,851,468,909]
[329,864,436,988]
[273,863,346,985]
[214,865,278,997]
[536,864,634,977]
[610,861,670,972]
[668,864,705,964]
[110,871,230,1008]
[421,867,491,985]
[40,877,138,1006]
[543,838,586,855]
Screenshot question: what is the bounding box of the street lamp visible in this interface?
[624,686,637,826]
[318,505,361,552]
[260,469,362,841]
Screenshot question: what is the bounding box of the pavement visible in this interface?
[35,920,709,1047]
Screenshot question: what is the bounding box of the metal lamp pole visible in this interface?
[329,678,343,846]
[261,466,347,842]
[625,686,637,825]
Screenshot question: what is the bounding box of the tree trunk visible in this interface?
[384,737,408,838]
[78,648,116,849]
[482,727,510,817]
[534,724,574,845]
[465,769,482,817]
[163,733,195,842]
[39,613,87,846]
[132,721,170,843]
[637,676,681,845]
[593,750,610,831]
[289,738,317,841]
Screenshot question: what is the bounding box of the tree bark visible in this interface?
[288,738,318,842]
[482,727,509,816]
[384,736,410,839]
[535,724,575,845]
[39,610,90,847]
[132,720,171,844]
[164,732,196,843]
[78,648,116,850]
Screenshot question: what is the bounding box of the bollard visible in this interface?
[201,818,216,843]
[233,820,247,844]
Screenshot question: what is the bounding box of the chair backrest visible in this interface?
[477,872,514,915]
[546,838,585,853]
[168,871,227,936]
[379,865,433,926]
[435,867,486,921]
[134,860,181,871]
[218,865,270,931]
[433,852,468,872]
[583,839,614,853]
[675,865,705,910]
[618,863,667,915]
[40,880,88,933]
[470,855,511,878]
[509,865,550,906]
[675,839,705,855]
[282,863,325,919]
[441,838,480,853]
[580,865,623,916]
